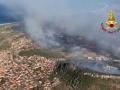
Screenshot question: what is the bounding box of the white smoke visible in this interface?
[0,0,120,56]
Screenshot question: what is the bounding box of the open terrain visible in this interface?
[0,24,119,90]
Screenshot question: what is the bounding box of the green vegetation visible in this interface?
[0,32,12,50]
[52,62,95,90]
[0,41,11,50]
[19,49,64,58]
[0,77,6,86]
[0,27,25,51]
[51,61,120,90]
[31,84,44,90]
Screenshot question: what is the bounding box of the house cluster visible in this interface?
[84,52,111,61]
[84,72,120,79]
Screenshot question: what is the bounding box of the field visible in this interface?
[19,49,64,58]
[51,62,120,90]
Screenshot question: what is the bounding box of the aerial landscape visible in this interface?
[0,0,120,90]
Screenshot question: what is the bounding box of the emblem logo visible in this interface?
[101,10,120,33]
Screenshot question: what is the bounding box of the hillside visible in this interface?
[0,23,119,90]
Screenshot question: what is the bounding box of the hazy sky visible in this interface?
[0,0,119,10]
[2,0,119,19]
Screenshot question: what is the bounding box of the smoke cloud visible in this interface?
[0,0,120,56]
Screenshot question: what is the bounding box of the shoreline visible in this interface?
[0,22,18,26]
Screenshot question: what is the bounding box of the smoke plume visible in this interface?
[0,0,120,56]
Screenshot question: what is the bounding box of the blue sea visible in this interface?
[0,5,19,24]
[0,16,17,23]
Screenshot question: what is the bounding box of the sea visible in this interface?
[0,5,19,24]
